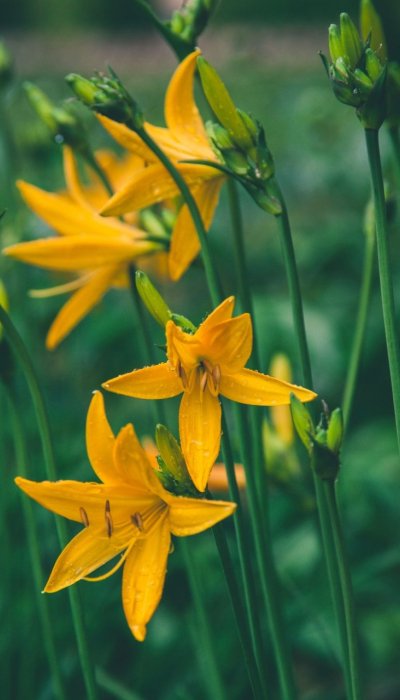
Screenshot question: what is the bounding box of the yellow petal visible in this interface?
[103,362,182,399]
[100,162,208,218]
[122,515,170,641]
[15,477,152,526]
[168,495,236,536]
[219,368,317,405]
[179,375,222,492]
[4,235,154,271]
[86,391,118,484]
[63,145,94,211]
[196,296,236,336]
[113,423,164,496]
[97,114,156,161]
[168,178,224,281]
[166,321,203,371]
[45,267,119,349]
[44,527,130,592]
[165,49,210,152]
[205,314,252,373]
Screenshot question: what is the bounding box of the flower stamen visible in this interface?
[200,368,208,392]
[80,506,89,527]
[105,499,113,537]
[131,512,144,532]
[212,364,221,392]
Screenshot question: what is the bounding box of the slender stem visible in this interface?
[324,481,361,700]
[136,126,224,306]
[0,307,98,700]
[211,523,263,700]
[84,150,114,197]
[365,128,400,455]
[342,227,375,429]
[233,404,297,700]
[180,539,227,700]
[4,382,67,700]
[388,125,400,190]
[271,181,313,388]
[219,415,270,699]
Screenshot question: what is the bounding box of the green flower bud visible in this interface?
[340,13,363,69]
[197,56,253,150]
[237,109,259,143]
[24,82,87,151]
[290,393,314,453]
[365,47,383,82]
[334,57,351,81]
[326,407,343,454]
[24,82,58,133]
[206,121,236,150]
[311,439,340,481]
[139,208,169,240]
[329,24,344,63]
[66,69,144,131]
[155,425,198,495]
[135,271,171,328]
[222,150,250,176]
[353,68,374,95]
[249,188,282,216]
[360,0,387,62]
[170,313,197,334]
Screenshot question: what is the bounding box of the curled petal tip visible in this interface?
[132,624,147,642]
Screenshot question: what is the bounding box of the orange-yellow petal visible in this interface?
[168,495,236,536]
[44,527,130,592]
[219,368,317,406]
[196,296,236,337]
[179,375,222,492]
[4,235,154,271]
[17,180,91,237]
[165,49,210,153]
[63,145,94,211]
[168,177,224,281]
[205,313,252,372]
[45,267,119,349]
[166,321,203,371]
[113,423,164,496]
[103,362,182,399]
[122,515,170,641]
[86,391,117,484]
[97,114,157,161]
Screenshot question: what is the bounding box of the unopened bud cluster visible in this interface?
[66,69,143,131]
[198,57,281,215]
[290,395,343,481]
[24,82,88,152]
[325,12,387,128]
[168,0,218,46]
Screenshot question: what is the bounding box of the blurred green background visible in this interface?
[1,1,400,699]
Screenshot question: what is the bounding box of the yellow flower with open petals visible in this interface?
[3,146,162,349]
[98,49,224,281]
[103,297,317,492]
[15,392,235,641]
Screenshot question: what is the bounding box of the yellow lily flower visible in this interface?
[3,146,163,350]
[98,49,225,281]
[15,392,236,641]
[103,297,317,492]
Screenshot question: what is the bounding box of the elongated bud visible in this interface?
[365,47,383,82]
[170,313,197,334]
[24,82,87,151]
[326,408,343,454]
[66,69,144,131]
[360,0,387,61]
[328,24,343,63]
[206,121,236,150]
[353,68,373,95]
[155,425,198,495]
[135,271,171,328]
[290,393,314,452]
[169,0,219,44]
[197,56,253,150]
[0,40,13,89]
[340,12,363,69]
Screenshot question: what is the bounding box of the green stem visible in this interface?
[137,126,224,306]
[219,414,269,699]
[4,382,67,700]
[233,404,296,700]
[0,306,98,700]
[388,125,400,190]
[84,150,114,197]
[342,227,375,429]
[272,181,313,389]
[365,128,400,455]
[324,481,361,700]
[180,539,227,700]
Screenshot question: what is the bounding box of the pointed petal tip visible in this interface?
[132,624,147,642]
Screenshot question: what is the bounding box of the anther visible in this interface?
[80,507,89,527]
[105,499,113,537]
[202,359,213,374]
[131,512,144,531]
[212,364,221,391]
[200,369,208,392]
[177,360,188,388]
